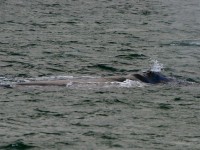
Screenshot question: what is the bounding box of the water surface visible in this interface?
[0,0,200,149]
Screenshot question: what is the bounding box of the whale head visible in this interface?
[134,70,170,84]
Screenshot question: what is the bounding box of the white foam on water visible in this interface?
[99,80,146,88]
[119,79,145,88]
[26,75,101,82]
[64,79,146,89]
[66,81,74,87]
[189,41,200,46]
[0,76,14,85]
[29,75,74,81]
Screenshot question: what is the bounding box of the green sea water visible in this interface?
[0,0,200,149]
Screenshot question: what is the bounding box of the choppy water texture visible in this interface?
[0,0,200,149]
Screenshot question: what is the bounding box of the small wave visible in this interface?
[116,53,147,60]
[162,40,200,47]
[88,64,118,72]
[0,140,35,149]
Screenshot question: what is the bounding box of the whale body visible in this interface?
[0,71,173,88]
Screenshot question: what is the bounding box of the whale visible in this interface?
[0,71,173,88]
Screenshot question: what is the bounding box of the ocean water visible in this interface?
[0,0,200,149]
